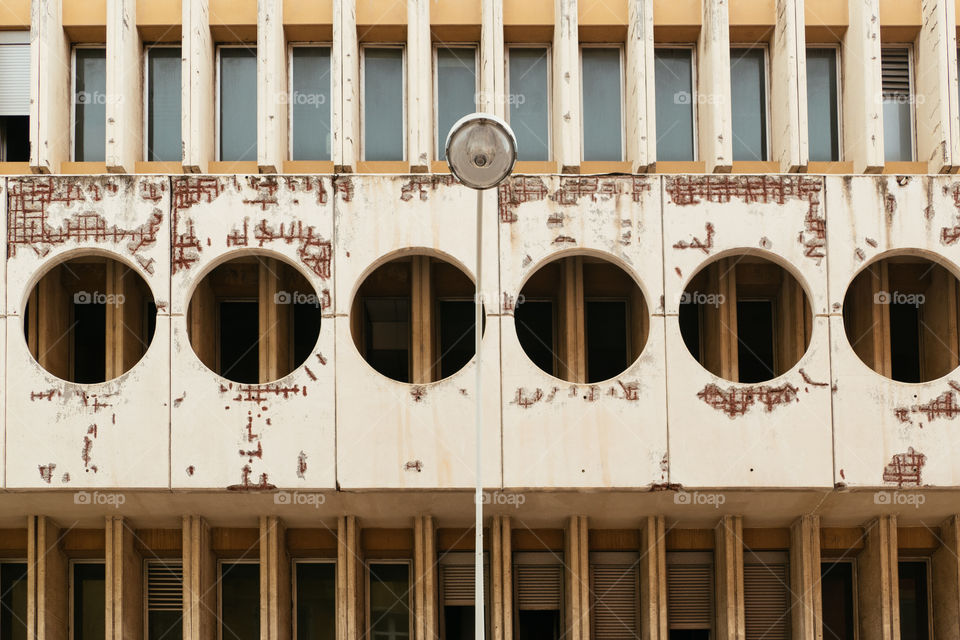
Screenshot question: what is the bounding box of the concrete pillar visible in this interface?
[789,515,822,640]
[413,516,438,640]
[639,515,667,640]
[27,516,67,640]
[564,516,590,640]
[257,0,287,173]
[714,515,745,640]
[625,0,655,172]
[770,0,806,172]
[697,0,732,172]
[337,516,363,640]
[857,516,899,640]
[30,0,70,173]
[553,0,580,173]
[842,0,884,173]
[259,517,291,640]
[491,515,513,640]
[932,515,960,640]
[182,0,214,172]
[182,516,216,640]
[407,0,431,171]
[333,0,359,172]
[105,517,142,640]
[480,0,505,118]
[105,0,141,172]
[916,0,960,173]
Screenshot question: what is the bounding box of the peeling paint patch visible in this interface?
[226,219,332,280]
[404,460,423,472]
[673,223,714,253]
[513,388,544,408]
[400,175,455,201]
[410,386,427,402]
[553,176,624,204]
[226,465,275,491]
[186,465,195,476]
[697,383,800,417]
[38,464,56,483]
[334,176,354,202]
[894,382,960,424]
[498,176,548,222]
[882,447,926,487]
[297,451,308,479]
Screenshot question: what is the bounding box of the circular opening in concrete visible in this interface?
[186,253,322,384]
[679,252,812,383]
[515,254,648,383]
[350,252,485,384]
[24,255,157,384]
[842,253,960,383]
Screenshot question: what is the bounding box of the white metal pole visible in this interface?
[474,187,485,640]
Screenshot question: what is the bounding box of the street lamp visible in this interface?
[445,113,517,640]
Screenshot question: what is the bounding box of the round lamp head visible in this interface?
[445,113,517,190]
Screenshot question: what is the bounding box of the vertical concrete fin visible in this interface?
[333,0,359,172]
[257,0,287,173]
[480,0,506,118]
[28,516,67,640]
[182,516,215,640]
[842,0,884,173]
[640,515,667,640]
[259,516,291,640]
[770,0,806,171]
[626,0,656,172]
[553,0,581,173]
[492,515,513,640]
[917,0,959,172]
[413,515,438,640]
[407,0,431,171]
[30,0,70,173]
[858,515,899,640]
[106,0,141,173]
[182,0,214,172]
[789,515,822,640]
[106,517,143,640]
[564,516,590,640]
[337,516,363,640]
[697,0,732,172]
[932,515,960,640]
[714,515,745,640]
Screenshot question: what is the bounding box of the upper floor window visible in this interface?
[506,46,550,162]
[218,46,257,162]
[898,560,930,640]
[290,45,332,161]
[730,47,768,161]
[580,46,623,161]
[73,47,106,162]
[0,562,27,640]
[220,561,260,640]
[146,560,183,640]
[368,562,411,640]
[362,46,405,161]
[439,551,489,639]
[295,561,336,640]
[806,47,840,162]
[654,47,695,162]
[666,551,713,639]
[435,45,477,161]
[514,552,562,640]
[145,46,182,162]
[589,552,639,638]
[882,47,914,162]
[821,561,855,640]
[0,31,30,162]
[72,561,105,640]
[744,552,790,640]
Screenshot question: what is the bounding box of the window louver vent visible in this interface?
[440,563,489,606]
[667,563,712,628]
[744,562,790,640]
[0,43,29,116]
[591,564,638,639]
[515,564,562,610]
[881,49,911,96]
[147,561,183,612]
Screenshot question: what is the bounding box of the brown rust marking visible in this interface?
[552,176,623,204]
[498,176,549,223]
[316,353,328,365]
[79,391,115,412]
[697,382,800,418]
[631,176,652,201]
[673,223,714,254]
[404,460,423,472]
[513,388,543,408]
[410,386,426,402]
[855,248,865,261]
[226,219,332,279]
[616,381,640,401]
[334,176,354,202]
[227,465,275,491]
[138,180,166,203]
[219,383,303,402]
[883,194,897,218]
[38,464,56,484]
[546,212,564,227]
[759,237,772,249]
[173,393,186,407]
[940,184,960,244]
[894,382,960,424]
[304,366,317,381]
[400,174,456,201]
[882,447,926,488]
[865,237,878,248]
[502,292,518,313]
[552,235,576,245]
[81,424,98,473]
[297,451,308,479]
[30,389,61,401]
[186,465,195,476]
[61,473,71,483]
[675,267,682,277]
[798,368,835,391]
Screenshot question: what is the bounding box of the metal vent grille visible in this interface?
[147,561,183,612]
[591,564,638,639]
[667,563,712,628]
[744,562,790,640]
[515,564,562,610]
[881,48,911,96]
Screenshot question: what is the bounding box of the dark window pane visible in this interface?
[882,48,913,162]
[585,300,628,383]
[73,301,106,384]
[436,47,476,160]
[221,563,259,640]
[898,562,929,640]
[293,301,323,370]
[364,48,404,161]
[508,48,550,161]
[73,563,105,640]
[678,300,701,364]
[147,47,182,162]
[515,300,555,376]
[655,48,695,161]
[890,302,921,383]
[0,563,28,640]
[296,563,336,640]
[437,300,482,378]
[292,47,332,160]
[820,562,854,640]
[517,610,560,640]
[369,564,409,640]
[669,632,710,640]
[75,48,106,162]
[364,298,410,382]
[730,48,767,161]
[219,48,257,161]
[581,48,622,161]
[736,300,775,383]
[444,605,474,640]
[0,115,29,162]
[219,301,259,384]
[806,48,839,162]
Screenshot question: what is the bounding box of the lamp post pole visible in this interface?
[474,187,485,640]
